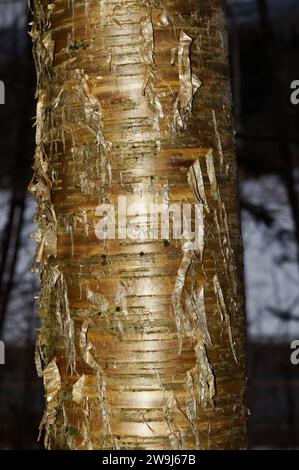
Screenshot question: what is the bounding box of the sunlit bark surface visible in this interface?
[30,0,247,450]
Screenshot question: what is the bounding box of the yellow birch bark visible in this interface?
[30,0,248,450]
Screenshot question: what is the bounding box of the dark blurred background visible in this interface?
[0,0,299,449]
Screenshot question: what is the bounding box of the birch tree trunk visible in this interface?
[30,0,248,450]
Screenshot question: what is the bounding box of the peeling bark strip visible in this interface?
[30,0,248,450]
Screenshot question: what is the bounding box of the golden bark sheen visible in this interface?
[30,0,248,450]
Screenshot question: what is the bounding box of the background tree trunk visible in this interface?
[31,0,247,450]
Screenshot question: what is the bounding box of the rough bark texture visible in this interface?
[30,0,248,450]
